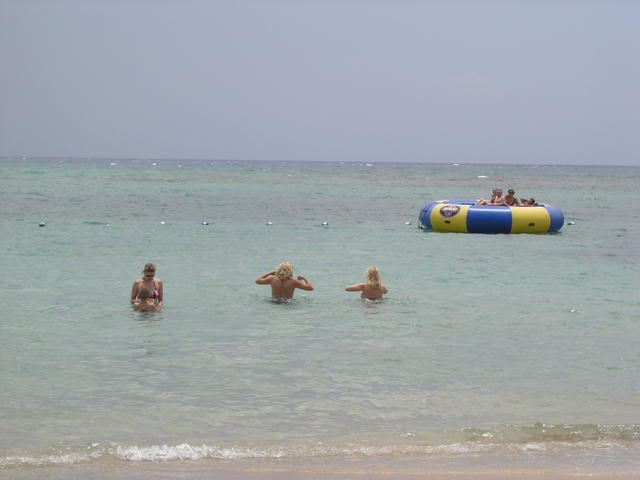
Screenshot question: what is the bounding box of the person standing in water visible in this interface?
[345,266,388,300]
[131,263,164,306]
[255,261,314,303]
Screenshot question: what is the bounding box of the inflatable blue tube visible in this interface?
[545,204,565,232]
[418,200,564,234]
[466,205,512,234]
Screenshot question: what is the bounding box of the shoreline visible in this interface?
[4,449,640,480]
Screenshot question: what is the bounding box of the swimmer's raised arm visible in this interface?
[344,283,365,292]
[295,275,314,291]
[255,270,276,284]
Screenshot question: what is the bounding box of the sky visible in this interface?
[1,0,638,165]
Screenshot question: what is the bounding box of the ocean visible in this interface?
[0,158,638,478]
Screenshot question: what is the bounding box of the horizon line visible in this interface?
[1,155,638,169]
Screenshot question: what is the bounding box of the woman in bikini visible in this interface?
[255,261,314,303]
[503,188,520,206]
[345,266,388,301]
[132,287,159,311]
[131,263,164,306]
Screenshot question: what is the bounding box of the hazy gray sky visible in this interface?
[1,0,638,165]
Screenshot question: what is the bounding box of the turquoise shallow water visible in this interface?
[0,158,639,469]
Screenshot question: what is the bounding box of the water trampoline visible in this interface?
[418,200,564,234]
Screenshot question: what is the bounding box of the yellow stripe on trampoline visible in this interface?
[430,204,470,233]
[510,207,550,233]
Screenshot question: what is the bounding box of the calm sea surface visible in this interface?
[0,158,638,471]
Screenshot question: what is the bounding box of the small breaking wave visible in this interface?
[1,451,97,468]
[2,423,639,468]
[115,444,289,461]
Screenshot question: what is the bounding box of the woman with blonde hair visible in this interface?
[130,263,163,306]
[255,261,314,303]
[476,187,503,206]
[345,266,388,300]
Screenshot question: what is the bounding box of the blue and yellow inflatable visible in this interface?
[418,200,564,234]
